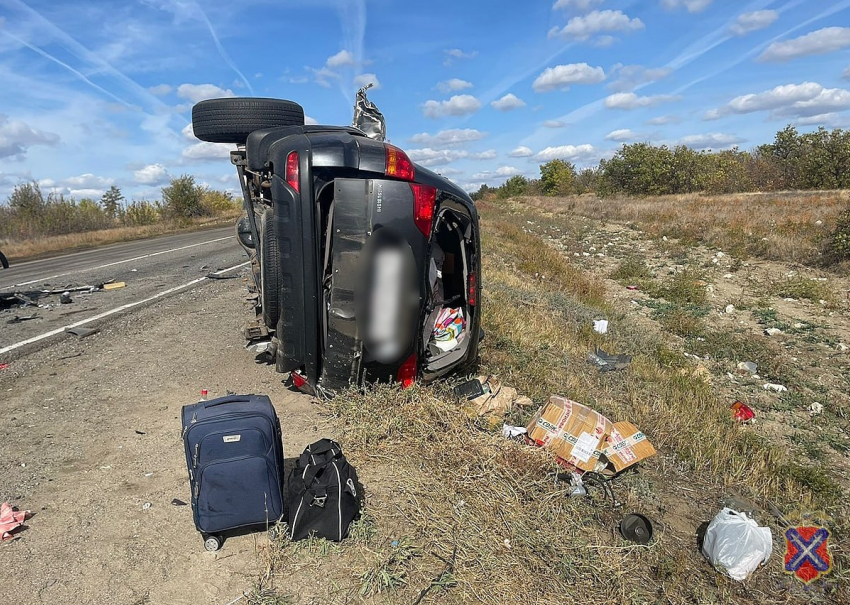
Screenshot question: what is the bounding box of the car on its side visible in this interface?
[191,97,481,396]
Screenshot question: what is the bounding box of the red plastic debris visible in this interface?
[0,363,9,370]
[626,285,639,291]
[731,400,755,423]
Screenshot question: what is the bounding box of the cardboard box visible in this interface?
[526,396,612,472]
[600,421,657,473]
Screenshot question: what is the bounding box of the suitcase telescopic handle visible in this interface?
[203,395,254,407]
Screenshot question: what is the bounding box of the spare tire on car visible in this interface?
[192,98,305,144]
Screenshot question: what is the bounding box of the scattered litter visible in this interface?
[502,424,527,441]
[206,273,239,280]
[142,502,152,510]
[809,402,823,416]
[763,383,788,393]
[626,285,639,291]
[587,348,632,372]
[723,273,734,279]
[764,328,782,337]
[0,363,9,371]
[736,361,757,375]
[619,513,654,545]
[0,502,31,541]
[793,322,804,329]
[135,430,146,435]
[59,292,73,304]
[171,498,187,507]
[6,313,39,324]
[453,378,485,400]
[246,341,271,355]
[130,269,138,272]
[527,395,655,474]
[837,343,848,352]
[467,376,532,421]
[725,304,735,314]
[568,472,586,497]
[730,401,755,423]
[144,473,153,478]
[58,352,83,360]
[592,319,609,334]
[102,281,126,290]
[65,326,99,338]
[702,508,772,581]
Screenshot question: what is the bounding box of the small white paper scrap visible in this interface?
[572,432,598,463]
[593,320,609,334]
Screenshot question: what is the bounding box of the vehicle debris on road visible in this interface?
[736,361,757,375]
[730,401,755,423]
[763,383,788,393]
[465,376,532,421]
[702,508,772,581]
[619,513,654,544]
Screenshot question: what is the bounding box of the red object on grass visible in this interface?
[731,400,755,422]
[0,363,9,370]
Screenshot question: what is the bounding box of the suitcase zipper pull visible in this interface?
[193,443,199,468]
[194,482,199,499]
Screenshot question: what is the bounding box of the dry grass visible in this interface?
[254,199,846,603]
[521,190,849,266]
[0,211,240,262]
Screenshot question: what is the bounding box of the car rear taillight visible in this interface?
[410,184,436,238]
[385,144,415,181]
[468,271,476,306]
[285,151,299,192]
[397,353,418,388]
[290,370,307,389]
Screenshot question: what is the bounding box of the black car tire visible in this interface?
[260,209,281,329]
[192,98,305,144]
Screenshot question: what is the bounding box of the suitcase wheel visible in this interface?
[203,534,223,552]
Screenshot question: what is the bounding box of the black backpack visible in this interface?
[287,439,359,541]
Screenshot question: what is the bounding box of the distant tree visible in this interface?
[8,182,45,216]
[497,175,529,199]
[162,175,204,220]
[470,184,491,201]
[100,185,124,219]
[539,159,578,196]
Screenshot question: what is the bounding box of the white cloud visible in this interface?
[844,65,850,79]
[310,67,340,88]
[407,148,468,167]
[182,141,234,161]
[543,120,566,128]
[706,82,850,120]
[422,94,482,118]
[532,63,606,92]
[436,78,473,93]
[534,144,598,162]
[679,133,745,150]
[354,73,381,90]
[553,0,602,11]
[326,50,355,68]
[509,146,534,158]
[63,173,114,188]
[69,188,106,199]
[304,115,318,125]
[607,64,672,92]
[605,129,640,142]
[182,123,196,141]
[471,150,498,160]
[759,27,850,63]
[730,10,778,36]
[796,113,850,127]
[409,129,487,146]
[176,83,235,104]
[149,84,172,96]
[134,164,171,185]
[660,0,713,13]
[496,166,520,176]
[646,114,681,125]
[443,48,478,66]
[549,10,644,41]
[0,116,60,159]
[491,93,526,111]
[605,92,681,109]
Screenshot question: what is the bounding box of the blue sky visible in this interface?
[1,0,849,200]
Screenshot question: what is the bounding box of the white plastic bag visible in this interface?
[702,508,772,581]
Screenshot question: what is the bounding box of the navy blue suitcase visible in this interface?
[181,394,284,551]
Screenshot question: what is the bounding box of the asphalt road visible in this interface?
[0,226,249,357]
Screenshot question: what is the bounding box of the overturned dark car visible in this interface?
[192,91,481,396]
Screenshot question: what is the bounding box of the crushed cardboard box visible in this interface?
[467,376,533,420]
[526,396,656,474]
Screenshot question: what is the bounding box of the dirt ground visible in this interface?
[0,275,326,605]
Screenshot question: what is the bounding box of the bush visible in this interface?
[161,175,205,221]
[831,208,850,260]
[539,159,577,196]
[122,200,161,226]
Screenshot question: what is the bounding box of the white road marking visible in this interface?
[0,261,250,356]
[2,235,232,289]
